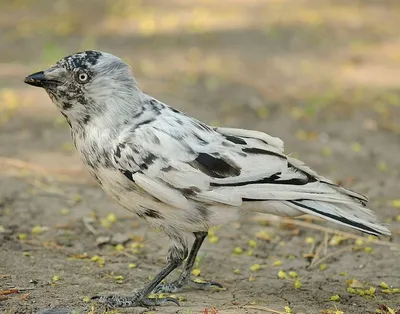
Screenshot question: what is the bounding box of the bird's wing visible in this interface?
[111,103,390,236]
[214,126,284,153]
[112,105,364,207]
[114,98,390,234]
[111,106,295,208]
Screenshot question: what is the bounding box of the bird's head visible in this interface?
[24,50,139,127]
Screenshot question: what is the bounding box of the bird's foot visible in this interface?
[91,292,179,308]
[153,279,223,293]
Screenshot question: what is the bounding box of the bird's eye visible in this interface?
[77,71,89,83]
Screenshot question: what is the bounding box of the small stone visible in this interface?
[111,233,131,245]
[95,236,111,246]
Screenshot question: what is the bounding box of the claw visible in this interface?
[188,280,224,290]
[166,297,180,306]
[142,297,180,307]
[210,280,224,289]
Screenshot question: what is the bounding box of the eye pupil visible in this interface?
[79,73,88,82]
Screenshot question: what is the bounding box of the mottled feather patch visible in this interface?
[242,147,285,159]
[192,132,208,145]
[223,135,247,145]
[135,118,155,128]
[192,121,213,132]
[191,153,241,178]
[121,169,135,181]
[139,207,163,219]
[58,50,102,71]
[180,187,201,196]
[149,99,164,115]
[288,163,317,183]
[82,114,91,124]
[142,153,157,167]
[210,171,313,188]
[62,101,72,110]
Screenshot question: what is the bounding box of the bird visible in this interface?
[24,50,391,308]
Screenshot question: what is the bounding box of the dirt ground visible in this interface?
[1,1,400,313]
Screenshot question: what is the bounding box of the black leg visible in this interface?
[180,231,208,279]
[92,232,188,308]
[153,231,223,293]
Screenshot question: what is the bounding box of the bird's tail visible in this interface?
[285,157,391,237]
[248,157,391,237]
[284,199,391,237]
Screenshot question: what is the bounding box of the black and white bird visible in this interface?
[25,51,391,308]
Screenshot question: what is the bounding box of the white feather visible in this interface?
[133,172,190,210]
[214,127,284,152]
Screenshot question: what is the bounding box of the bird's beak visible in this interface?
[24,71,61,88]
[24,71,47,87]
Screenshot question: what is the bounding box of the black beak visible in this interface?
[24,71,51,88]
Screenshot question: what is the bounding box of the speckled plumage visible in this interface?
[25,50,391,308]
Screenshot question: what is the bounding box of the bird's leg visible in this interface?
[153,231,223,293]
[92,233,188,308]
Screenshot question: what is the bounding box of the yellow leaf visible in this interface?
[305,237,315,244]
[52,275,60,282]
[391,199,400,208]
[106,213,117,223]
[379,281,389,289]
[250,264,261,272]
[248,240,257,248]
[320,263,327,270]
[355,239,364,246]
[294,279,302,289]
[60,208,70,215]
[272,260,282,266]
[322,147,332,157]
[71,194,82,202]
[289,271,298,278]
[351,142,362,152]
[32,225,48,235]
[364,247,373,253]
[128,263,137,269]
[255,230,270,240]
[330,295,340,301]
[364,286,376,295]
[18,233,27,240]
[209,235,219,243]
[191,268,201,276]
[90,255,100,262]
[285,306,292,313]
[347,278,363,288]
[278,270,287,279]
[329,235,347,246]
[233,247,243,254]
[115,244,125,252]
[376,161,388,172]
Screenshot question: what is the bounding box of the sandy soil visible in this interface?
[0,1,399,313]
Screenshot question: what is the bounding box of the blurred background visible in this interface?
[1,0,400,174]
[0,1,399,313]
